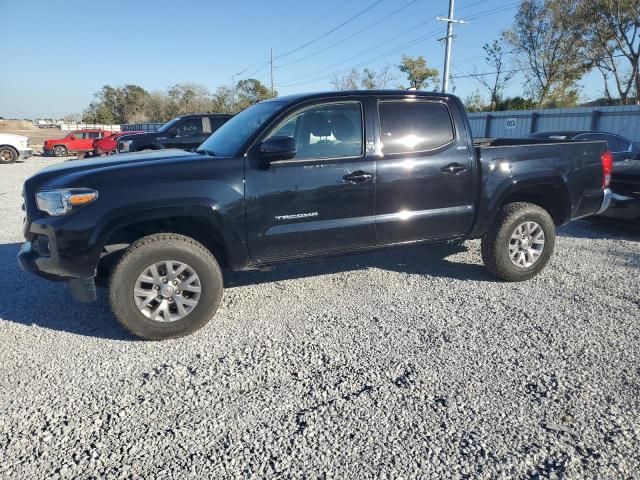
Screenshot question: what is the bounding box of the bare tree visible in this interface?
[463,90,488,112]
[330,69,361,90]
[331,66,396,90]
[360,66,395,89]
[473,40,516,110]
[579,0,640,105]
[503,0,589,107]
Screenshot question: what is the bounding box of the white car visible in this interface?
[0,133,32,164]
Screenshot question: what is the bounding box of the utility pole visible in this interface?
[270,48,275,96]
[437,0,467,93]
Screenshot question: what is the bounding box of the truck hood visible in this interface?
[24,150,206,192]
[0,133,29,143]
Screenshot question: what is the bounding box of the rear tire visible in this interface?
[481,202,555,281]
[0,146,18,164]
[109,234,223,340]
[53,145,68,157]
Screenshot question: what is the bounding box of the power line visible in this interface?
[278,27,443,88]
[276,0,422,69]
[450,53,628,80]
[278,1,514,89]
[276,0,386,60]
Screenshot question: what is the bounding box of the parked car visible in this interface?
[0,133,32,164]
[94,131,144,156]
[526,130,640,163]
[19,90,611,340]
[44,129,108,157]
[117,114,233,153]
[597,159,640,224]
[525,131,640,223]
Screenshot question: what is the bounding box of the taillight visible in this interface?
[601,150,613,188]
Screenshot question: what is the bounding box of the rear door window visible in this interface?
[378,101,455,155]
[179,118,204,136]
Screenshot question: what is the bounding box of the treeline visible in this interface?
[466,0,639,111]
[82,0,638,122]
[82,80,275,124]
[333,0,639,112]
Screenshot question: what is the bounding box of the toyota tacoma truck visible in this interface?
[18,91,612,340]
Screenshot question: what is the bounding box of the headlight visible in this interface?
[119,140,133,152]
[35,188,98,216]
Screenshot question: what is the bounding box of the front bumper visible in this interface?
[19,148,32,160]
[18,241,97,302]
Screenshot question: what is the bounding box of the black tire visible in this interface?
[53,145,68,157]
[0,146,18,164]
[109,233,223,340]
[481,202,556,282]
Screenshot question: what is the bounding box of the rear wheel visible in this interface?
[0,146,18,164]
[53,145,68,157]
[109,234,223,340]
[481,202,555,281]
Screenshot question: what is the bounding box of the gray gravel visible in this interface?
[1,157,639,479]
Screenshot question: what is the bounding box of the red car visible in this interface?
[93,131,143,156]
[44,129,108,157]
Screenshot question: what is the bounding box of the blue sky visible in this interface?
[1,0,603,118]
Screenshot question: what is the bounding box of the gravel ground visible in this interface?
[0,157,639,479]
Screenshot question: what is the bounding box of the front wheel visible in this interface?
[109,234,223,340]
[481,202,556,282]
[0,146,18,164]
[53,145,68,157]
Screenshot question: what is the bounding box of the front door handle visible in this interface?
[441,163,467,174]
[343,170,373,183]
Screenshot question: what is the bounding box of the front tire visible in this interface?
[109,234,223,340]
[0,146,18,164]
[53,145,68,157]
[481,202,555,282]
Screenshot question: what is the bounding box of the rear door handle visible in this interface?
[441,163,467,174]
[343,170,373,183]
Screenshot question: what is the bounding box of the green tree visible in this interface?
[234,79,276,111]
[398,55,439,90]
[82,84,149,123]
[211,86,236,114]
[167,83,213,117]
[495,96,536,111]
[503,0,589,108]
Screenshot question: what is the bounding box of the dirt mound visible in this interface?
[0,120,39,131]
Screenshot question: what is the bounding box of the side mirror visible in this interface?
[258,136,297,167]
[68,134,76,140]
[167,128,179,138]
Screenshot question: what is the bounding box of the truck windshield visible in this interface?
[157,118,180,133]
[198,101,286,157]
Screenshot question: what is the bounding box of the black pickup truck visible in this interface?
[117,113,232,153]
[19,91,612,340]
